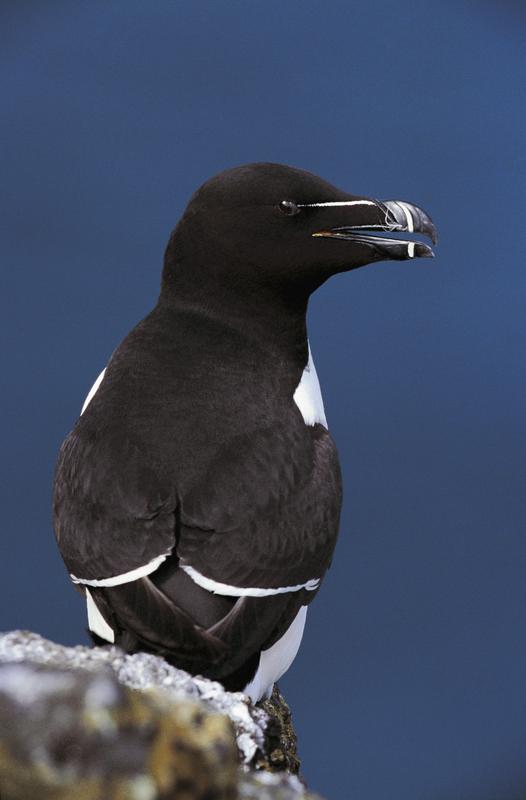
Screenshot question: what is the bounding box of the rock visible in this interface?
[258,686,300,774]
[0,631,319,800]
[239,770,322,800]
[0,631,267,765]
[0,660,237,800]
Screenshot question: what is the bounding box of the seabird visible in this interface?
[53,163,437,701]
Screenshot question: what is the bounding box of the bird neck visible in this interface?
[159,249,310,365]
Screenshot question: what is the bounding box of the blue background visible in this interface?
[1,2,525,798]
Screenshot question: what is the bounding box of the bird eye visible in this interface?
[279,200,300,216]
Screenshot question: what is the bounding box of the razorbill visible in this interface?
[53,163,437,701]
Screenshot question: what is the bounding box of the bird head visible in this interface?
[162,162,437,302]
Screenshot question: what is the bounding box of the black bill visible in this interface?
[313,199,438,260]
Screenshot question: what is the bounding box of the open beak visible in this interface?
[310,198,438,261]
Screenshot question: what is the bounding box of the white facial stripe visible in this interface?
[71,552,169,587]
[182,564,320,597]
[398,202,414,233]
[298,200,377,208]
[408,242,415,258]
[86,588,115,642]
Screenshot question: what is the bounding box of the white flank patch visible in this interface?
[243,605,308,702]
[70,552,169,588]
[298,199,377,209]
[181,564,320,597]
[86,587,115,643]
[407,242,416,258]
[293,343,327,428]
[81,368,106,414]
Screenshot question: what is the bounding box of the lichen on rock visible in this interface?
[0,660,237,800]
[0,631,318,800]
[0,630,266,764]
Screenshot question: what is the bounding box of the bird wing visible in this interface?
[53,421,177,582]
[178,421,342,593]
[54,409,341,686]
[54,413,340,588]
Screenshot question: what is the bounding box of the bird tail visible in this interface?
[89,575,306,687]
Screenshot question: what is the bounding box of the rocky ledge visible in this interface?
[0,631,321,800]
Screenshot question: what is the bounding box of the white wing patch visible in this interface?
[181,564,319,597]
[293,343,327,428]
[243,605,308,702]
[81,368,106,414]
[71,552,170,587]
[86,588,114,642]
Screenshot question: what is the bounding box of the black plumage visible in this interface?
[53,163,436,697]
